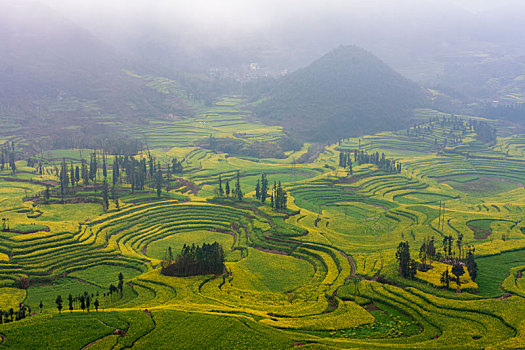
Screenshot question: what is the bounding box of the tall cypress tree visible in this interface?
[102,179,109,211]
[155,162,163,198]
[75,166,80,185]
[234,171,243,200]
[255,179,261,200]
[218,175,224,197]
[70,163,75,187]
[261,174,268,203]
[112,185,120,211]
[112,157,119,185]
[81,160,89,185]
[102,153,107,179]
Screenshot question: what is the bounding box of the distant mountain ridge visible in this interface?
[0,1,192,147]
[254,45,427,142]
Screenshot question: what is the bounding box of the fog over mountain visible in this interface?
[33,0,524,76]
[1,0,524,129]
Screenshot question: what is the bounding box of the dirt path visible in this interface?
[81,334,114,350]
[339,250,357,278]
[71,277,100,288]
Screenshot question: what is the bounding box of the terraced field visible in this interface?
[0,104,524,349]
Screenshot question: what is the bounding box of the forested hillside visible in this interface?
[254,45,427,142]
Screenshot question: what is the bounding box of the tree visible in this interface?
[218,175,224,197]
[155,162,163,198]
[118,272,124,297]
[273,181,288,211]
[118,280,124,297]
[89,152,97,183]
[167,246,174,262]
[112,156,120,186]
[70,163,75,187]
[81,159,89,185]
[234,171,243,200]
[456,233,464,259]
[172,158,183,174]
[112,185,120,211]
[102,179,110,211]
[75,165,80,185]
[255,179,261,200]
[109,284,118,300]
[261,174,269,203]
[225,180,230,197]
[55,295,63,314]
[440,268,450,289]
[465,249,477,281]
[44,186,50,203]
[409,259,419,279]
[419,236,436,269]
[395,241,412,279]
[86,294,91,312]
[94,299,99,312]
[59,158,69,196]
[39,301,43,313]
[161,242,225,277]
[451,261,465,291]
[80,296,86,312]
[68,294,73,313]
[350,276,360,295]
[443,235,454,259]
[102,153,107,179]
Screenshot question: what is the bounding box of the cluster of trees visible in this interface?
[54,292,99,314]
[439,234,477,290]
[41,149,185,209]
[418,236,436,271]
[52,273,124,314]
[0,141,17,173]
[217,171,243,200]
[0,303,30,324]
[270,181,288,211]
[255,174,270,203]
[442,233,469,260]
[405,115,471,148]
[481,103,525,123]
[438,262,466,290]
[472,120,497,144]
[161,242,225,277]
[108,272,125,299]
[396,242,419,279]
[397,236,478,292]
[338,151,353,174]
[254,174,288,211]
[352,150,401,173]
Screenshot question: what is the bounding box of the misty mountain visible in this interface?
[254,46,426,142]
[0,1,192,145]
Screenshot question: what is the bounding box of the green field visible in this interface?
[0,102,524,349]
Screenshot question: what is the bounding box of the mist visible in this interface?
[2,0,525,92]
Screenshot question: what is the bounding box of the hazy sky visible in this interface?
[38,0,524,29]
